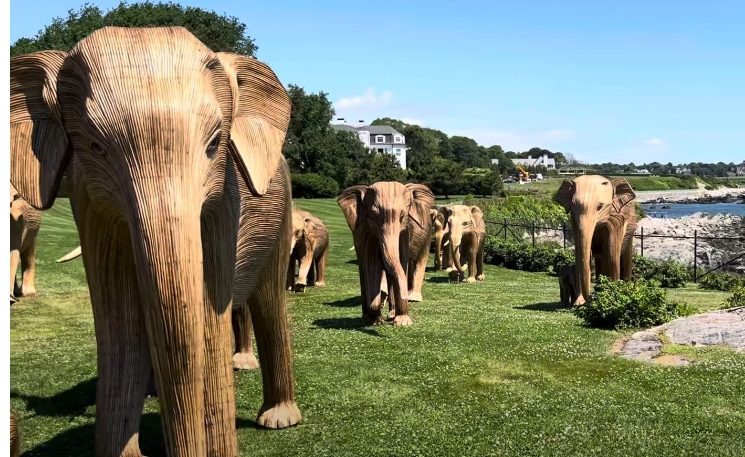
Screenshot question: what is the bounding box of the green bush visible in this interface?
[551,248,575,273]
[632,256,689,288]
[483,237,568,273]
[477,195,568,228]
[722,286,745,309]
[698,272,745,292]
[291,173,340,198]
[573,276,692,329]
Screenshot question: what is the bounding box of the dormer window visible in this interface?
[394,135,403,144]
[375,135,386,144]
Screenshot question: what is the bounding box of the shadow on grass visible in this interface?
[12,377,97,418]
[312,317,386,338]
[515,301,566,312]
[426,276,453,284]
[27,412,164,457]
[324,296,359,308]
[345,259,358,265]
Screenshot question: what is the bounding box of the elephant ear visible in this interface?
[217,52,290,196]
[611,178,636,212]
[10,51,70,210]
[337,185,367,231]
[554,180,575,212]
[406,183,435,230]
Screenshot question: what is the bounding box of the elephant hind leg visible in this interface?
[10,250,20,301]
[232,306,259,370]
[20,243,37,297]
[620,240,634,280]
[314,246,328,287]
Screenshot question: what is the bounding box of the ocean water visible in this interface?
[641,202,745,218]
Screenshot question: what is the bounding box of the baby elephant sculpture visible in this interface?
[10,184,41,303]
[557,264,579,307]
[444,204,486,283]
[555,175,637,305]
[288,208,329,292]
[338,182,434,326]
[430,206,450,270]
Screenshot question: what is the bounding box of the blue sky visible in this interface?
[10,0,745,164]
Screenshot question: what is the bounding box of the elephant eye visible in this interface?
[206,132,220,158]
[462,221,469,227]
[597,203,604,211]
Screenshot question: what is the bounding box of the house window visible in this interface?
[394,135,403,144]
[394,148,402,154]
[377,148,387,153]
[375,135,386,144]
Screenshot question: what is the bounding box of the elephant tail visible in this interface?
[57,246,82,263]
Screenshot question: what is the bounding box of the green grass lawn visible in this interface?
[11,199,745,456]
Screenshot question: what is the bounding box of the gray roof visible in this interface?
[330,123,404,136]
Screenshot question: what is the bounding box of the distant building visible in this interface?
[511,154,556,170]
[675,167,692,175]
[330,119,407,169]
[491,158,499,166]
[635,169,651,175]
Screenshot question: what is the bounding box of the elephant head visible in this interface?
[338,182,433,325]
[10,27,291,454]
[445,204,484,275]
[555,175,636,304]
[290,209,312,254]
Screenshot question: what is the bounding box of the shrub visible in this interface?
[477,195,568,228]
[722,287,745,309]
[551,248,575,274]
[698,272,745,292]
[573,276,692,329]
[291,173,340,198]
[632,256,689,288]
[483,237,568,273]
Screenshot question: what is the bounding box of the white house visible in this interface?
[511,154,556,170]
[331,119,408,169]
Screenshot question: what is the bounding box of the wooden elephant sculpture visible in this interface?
[338,182,434,326]
[557,264,579,307]
[10,184,41,303]
[287,208,329,292]
[10,410,19,457]
[430,206,450,270]
[555,175,637,305]
[11,27,301,456]
[444,204,486,283]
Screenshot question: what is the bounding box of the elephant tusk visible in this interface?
[348,246,355,251]
[57,246,82,263]
[443,240,450,247]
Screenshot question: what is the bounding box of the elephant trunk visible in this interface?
[381,228,409,317]
[573,215,595,305]
[129,196,207,453]
[449,227,465,273]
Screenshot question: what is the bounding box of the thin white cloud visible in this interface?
[541,129,575,140]
[400,117,426,126]
[335,88,393,110]
[643,137,665,148]
[446,128,575,151]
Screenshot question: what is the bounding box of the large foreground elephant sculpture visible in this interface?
[288,208,329,292]
[11,27,300,456]
[555,175,637,305]
[10,184,41,303]
[444,205,486,283]
[338,182,434,325]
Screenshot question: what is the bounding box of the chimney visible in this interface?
[527,155,532,160]
[358,120,365,128]
[336,117,346,125]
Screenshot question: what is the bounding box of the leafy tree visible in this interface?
[420,157,462,198]
[449,136,486,168]
[11,2,257,56]
[371,117,410,134]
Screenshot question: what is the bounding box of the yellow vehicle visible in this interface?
[516,165,531,182]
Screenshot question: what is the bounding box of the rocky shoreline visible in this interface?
[635,187,745,204]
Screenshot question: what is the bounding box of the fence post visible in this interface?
[562,222,566,249]
[693,230,698,283]
[531,222,535,246]
[640,227,644,257]
[503,218,507,240]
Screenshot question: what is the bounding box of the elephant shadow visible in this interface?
[345,259,358,265]
[26,412,164,457]
[515,301,566,312]
[312,317,386,338]
[324,296,359,308]
[12,377,97,418]
[426,275,452,284]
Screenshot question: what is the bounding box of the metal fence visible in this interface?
[485,219,745,282]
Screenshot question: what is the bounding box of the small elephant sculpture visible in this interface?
[557,264,579,307]
[444,204,486,283]
[287,208,329,292]
[338,181,434,326]
[555,175,637,305]
[11,27,301,456]
[430,206,450,270]
[10,184,41,303]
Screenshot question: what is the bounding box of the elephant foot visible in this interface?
[387,308,396,320]
[257,401,302,429]
[233,351,260,370]
[448,270,461,282]
[10,295,17,305]
[21,285,36,297]
[476,273,485,281]
[293,283,307,293]
[314,280,326,287]
[364,314,386,326]
[408,291,423,302]
[445,267,453,273]
[465,276,477,284]
[393,315,413,327]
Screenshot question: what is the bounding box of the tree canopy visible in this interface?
[10,2,257,56]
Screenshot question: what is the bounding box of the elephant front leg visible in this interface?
[286,255,296,291]
[79,219,150,457]
[620,237,634,280]
[9,249,20,302]
[475,235,486,281]
[408,248,428,302]
[314,246,328,287]
[294,247,314,292]
[465,238,478,283]
[232,306,259,370]
[20,244,37,296]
